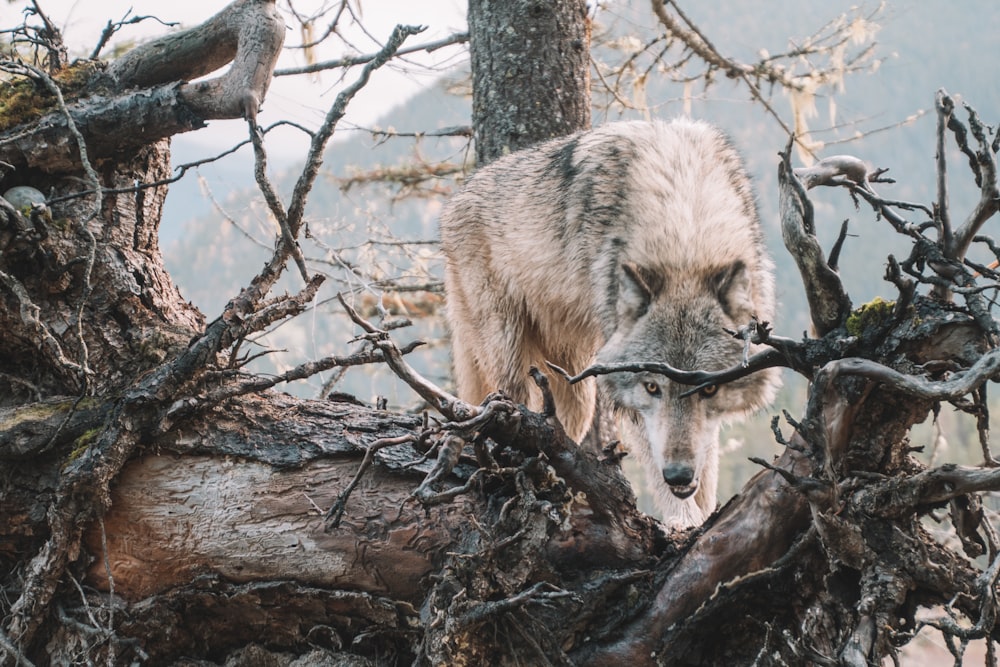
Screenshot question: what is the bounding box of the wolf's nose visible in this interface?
[662,463,695,487]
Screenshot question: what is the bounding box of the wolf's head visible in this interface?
[596,261,780,504]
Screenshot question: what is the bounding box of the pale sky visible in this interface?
[7,1,469,160]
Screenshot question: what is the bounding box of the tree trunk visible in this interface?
[0,138,202,399]
[467,0,591,165]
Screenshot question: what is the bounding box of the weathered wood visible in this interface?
[779,149,853,335]
[85,455,456,601]
[106,0,284,121]
[0,0,284,173]
[74,389,662,600]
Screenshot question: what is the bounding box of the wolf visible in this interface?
[439,118,780,527]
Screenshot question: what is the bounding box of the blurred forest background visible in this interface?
[154,0,1000,512]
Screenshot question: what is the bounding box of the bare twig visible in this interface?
[0,627,35,667]
[950,100,1000,266]
[550,327,829,392]
[220,24,425,321]
[274,31,468,77]
[749,456,830,499]
[338,293,478,422]
[44,120,315,208]
[248,119,310,282]
[454,581,575,629]
[921,544,1000,641]
[286,25,426,232]
[89,11,179,60]
[935,91,955,263]
[20,1,67,70]
[973,385,999,467]
[827,220,851,271]
[410,434,467,505]
[285,0,349,50]
[326,434,417,528]
[179,340,424,414]
[649,0,798,146]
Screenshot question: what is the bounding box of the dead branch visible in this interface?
[0,0,286,172]
[827,352,1000,402]
[779,141,852,335]
[944,92,1000,267]
[0,628,33,667]
[171,340,426,419]
[936,91,956,266]
[858,464,1000,517]
[409,434,468,505]
[548,346,790,396]
[338,293,478,422]
[549,328,832,392]
[921,548,1000,648]
[286,24,426,230]
[274,31,469,77]
[231,24,426,301]
[12,1,67,71]
[105,0,285,121]
[793,155,872,190]
[248,119,310,282]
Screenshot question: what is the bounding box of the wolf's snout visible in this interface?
[662,463,698,498]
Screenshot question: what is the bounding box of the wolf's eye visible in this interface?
[643,381,662,397]
[699,384,719,398]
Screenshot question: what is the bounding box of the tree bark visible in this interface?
[467,0,592,165]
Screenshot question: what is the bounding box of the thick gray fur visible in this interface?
[440,118,780,527]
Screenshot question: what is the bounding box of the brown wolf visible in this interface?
[440,118,779,527]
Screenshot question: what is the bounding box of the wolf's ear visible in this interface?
[711,261,754,322]
[619,262,661,319]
